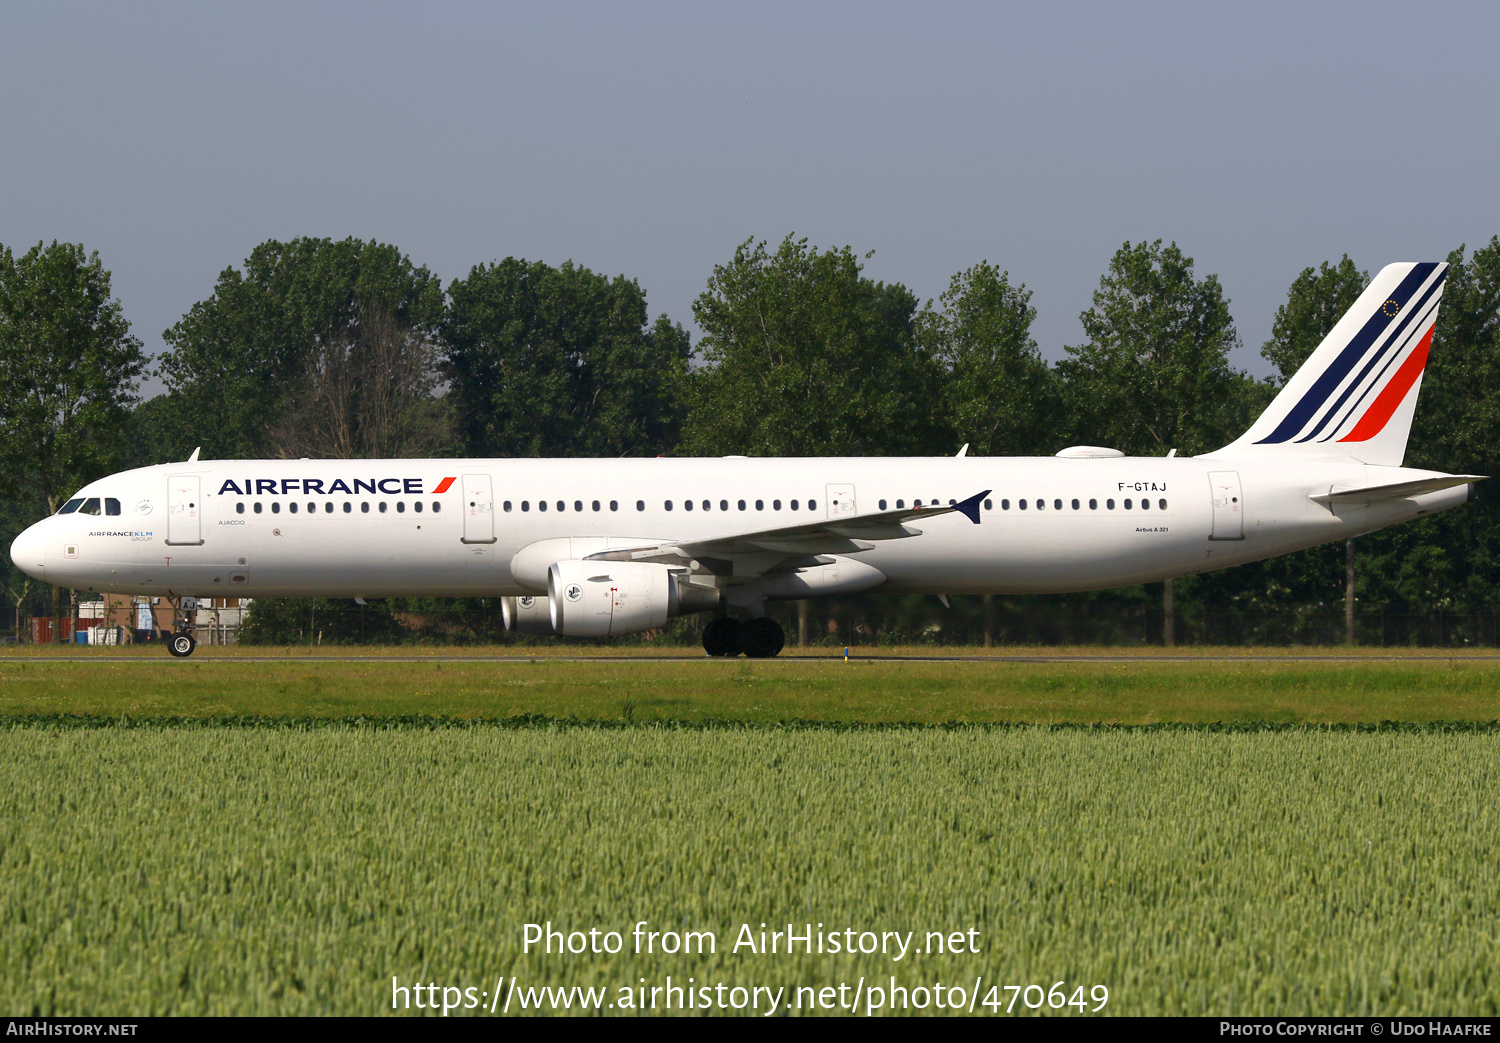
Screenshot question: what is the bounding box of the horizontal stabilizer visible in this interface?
[1310,475,1485,506]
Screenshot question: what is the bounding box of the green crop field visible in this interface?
[3,721,1499,1017]
[3,652,1498,1016]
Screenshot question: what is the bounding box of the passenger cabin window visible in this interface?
[702,500,710,511]
[720,500,729,511]
[772,499,781,510]
[380,502,388,513]
[556,501,564,512]
[755,499,764,510]
[1124,499,1133,509]
[57,499,83,514]
[397,502,406,513]
[808,499,817,510]
[1001,499,1010,510]
[362,502,370,513]
[879,499,887,510]
[433,502,442,513]
[1019,500,1027,510]
[635,500,644,511]
[1160,499,1168,509]
[984,499,992,511]
[236,503,245,514]
[521,501,529,512]
[503,501,512,511]
[1089,499,1098,510]
[272,502,281,514]
[592,501,600,512]
[738,500,746,511]
[790,499,799,510]
[684,499,693,511]
[254,503,263,514]
[290,503,299,514]
[665,500,673,511]
[1106,499,1115,509]
[538,501,547,512]
[896,499,904,509]
[574,500,582,512]
[344,503,352,513]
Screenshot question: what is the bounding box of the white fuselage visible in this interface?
[8,455,1470,600]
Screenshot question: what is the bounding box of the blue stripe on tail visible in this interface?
[1255,263,1438,445]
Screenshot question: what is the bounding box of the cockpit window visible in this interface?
[57,499,83,515]
[79,498,102,516]
[105,498,121,516]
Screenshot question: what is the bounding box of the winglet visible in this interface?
[954,489,990,524]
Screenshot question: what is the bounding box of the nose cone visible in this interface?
[10,523,47,582]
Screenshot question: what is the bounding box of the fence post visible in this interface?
[1345,539,1356,646]
[1163,579,1175,648]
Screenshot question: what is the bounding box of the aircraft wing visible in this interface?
[1310,475,1485,506]
[584,488,990,578]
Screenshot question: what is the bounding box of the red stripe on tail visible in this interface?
[1338,325,1434,443]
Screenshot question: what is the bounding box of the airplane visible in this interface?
[8,262,1482,658]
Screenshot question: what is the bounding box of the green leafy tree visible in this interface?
[0,240,146,510]
[684,235,942,457]
[1059,240,1244,456]
[0,240,146,641]
[159,237,448,459]
[1262,255,1369,383]
[442,259,690,458]
[921,262,1060,456]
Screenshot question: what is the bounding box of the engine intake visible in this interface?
[501,594,555,635]
[548,559,674,637]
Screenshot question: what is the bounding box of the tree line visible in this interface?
[2,233,1498,645]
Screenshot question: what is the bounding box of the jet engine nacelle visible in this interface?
[549,559,674,637]
[501,594,555,635]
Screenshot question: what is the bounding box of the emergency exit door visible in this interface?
[825,484,857,518]
[165,475,203,546]
[461,474,497,544]
[1208,471,1245,541]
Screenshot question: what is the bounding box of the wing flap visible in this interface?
[585,488,990,578]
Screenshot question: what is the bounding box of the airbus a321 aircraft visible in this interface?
[9,262,1482,658]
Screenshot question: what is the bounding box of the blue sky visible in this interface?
[3,1,1497,396]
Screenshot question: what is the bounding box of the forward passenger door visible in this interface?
[165,475,203,546]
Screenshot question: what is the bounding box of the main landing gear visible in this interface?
[702,616,786,658]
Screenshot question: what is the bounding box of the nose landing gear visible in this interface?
[164,592,200,658]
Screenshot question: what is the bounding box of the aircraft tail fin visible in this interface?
[1213,262,1448,466]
